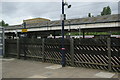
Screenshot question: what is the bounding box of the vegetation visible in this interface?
[66,32,120,36]
[88,13,94,17]
[88,13,92,17]
[88,6,111,17]
[101,6,111,16]
[0,20,9,27]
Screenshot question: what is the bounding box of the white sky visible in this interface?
[0,0,119,25]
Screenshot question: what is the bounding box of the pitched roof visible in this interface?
[23,18,50,22]
[5,14,120,30]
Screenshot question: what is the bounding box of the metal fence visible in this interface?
[5,38,120,72]
[0,27,5,56]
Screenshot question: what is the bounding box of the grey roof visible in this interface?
[5,14,120,30]
[5,25,22,30]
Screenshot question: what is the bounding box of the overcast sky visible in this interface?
[1,1,119,25]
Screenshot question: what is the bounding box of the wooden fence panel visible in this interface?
[5,38,120,72]
[20,38,43,61]
[111,38,120,72]
[5,39,17,57]
[44,39,71,65]
[74,39,108,70]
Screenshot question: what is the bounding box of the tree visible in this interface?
[1,20,5,26]
[101,6,111,16]
[0,20,9,27]
[106,6,111,15]
[5,23,9,26]
[101,7,107,15]
[88,13,92,17]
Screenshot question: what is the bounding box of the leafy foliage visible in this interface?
[101,6,111,16]
[0,20,9,27]
[88,13,92,17]
[66,32,120,36]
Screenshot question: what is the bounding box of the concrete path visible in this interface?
[1,58,119,78]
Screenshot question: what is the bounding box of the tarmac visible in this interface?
[1,58,120,78]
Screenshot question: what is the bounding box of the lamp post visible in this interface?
[68,20,71,37]
[61,0,71,67]
[23,22,27,60]
[23,22,26,29]
[79,27,81,38]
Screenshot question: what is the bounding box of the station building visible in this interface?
[4,14,120,39]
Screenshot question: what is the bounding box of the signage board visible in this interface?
[22,29,28,32]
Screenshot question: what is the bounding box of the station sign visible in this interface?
[22,29,28,32]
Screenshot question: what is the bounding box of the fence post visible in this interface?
[2,28,5,57]
[107,38,112,72]
[4,40,7,58]
[42,38,45,62]
[70,38,74,67]
[17,38,20,59]
[24,38,27,60]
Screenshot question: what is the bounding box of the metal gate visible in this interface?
[0,27,5,56]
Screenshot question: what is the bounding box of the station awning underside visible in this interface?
[80,27,120,32]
